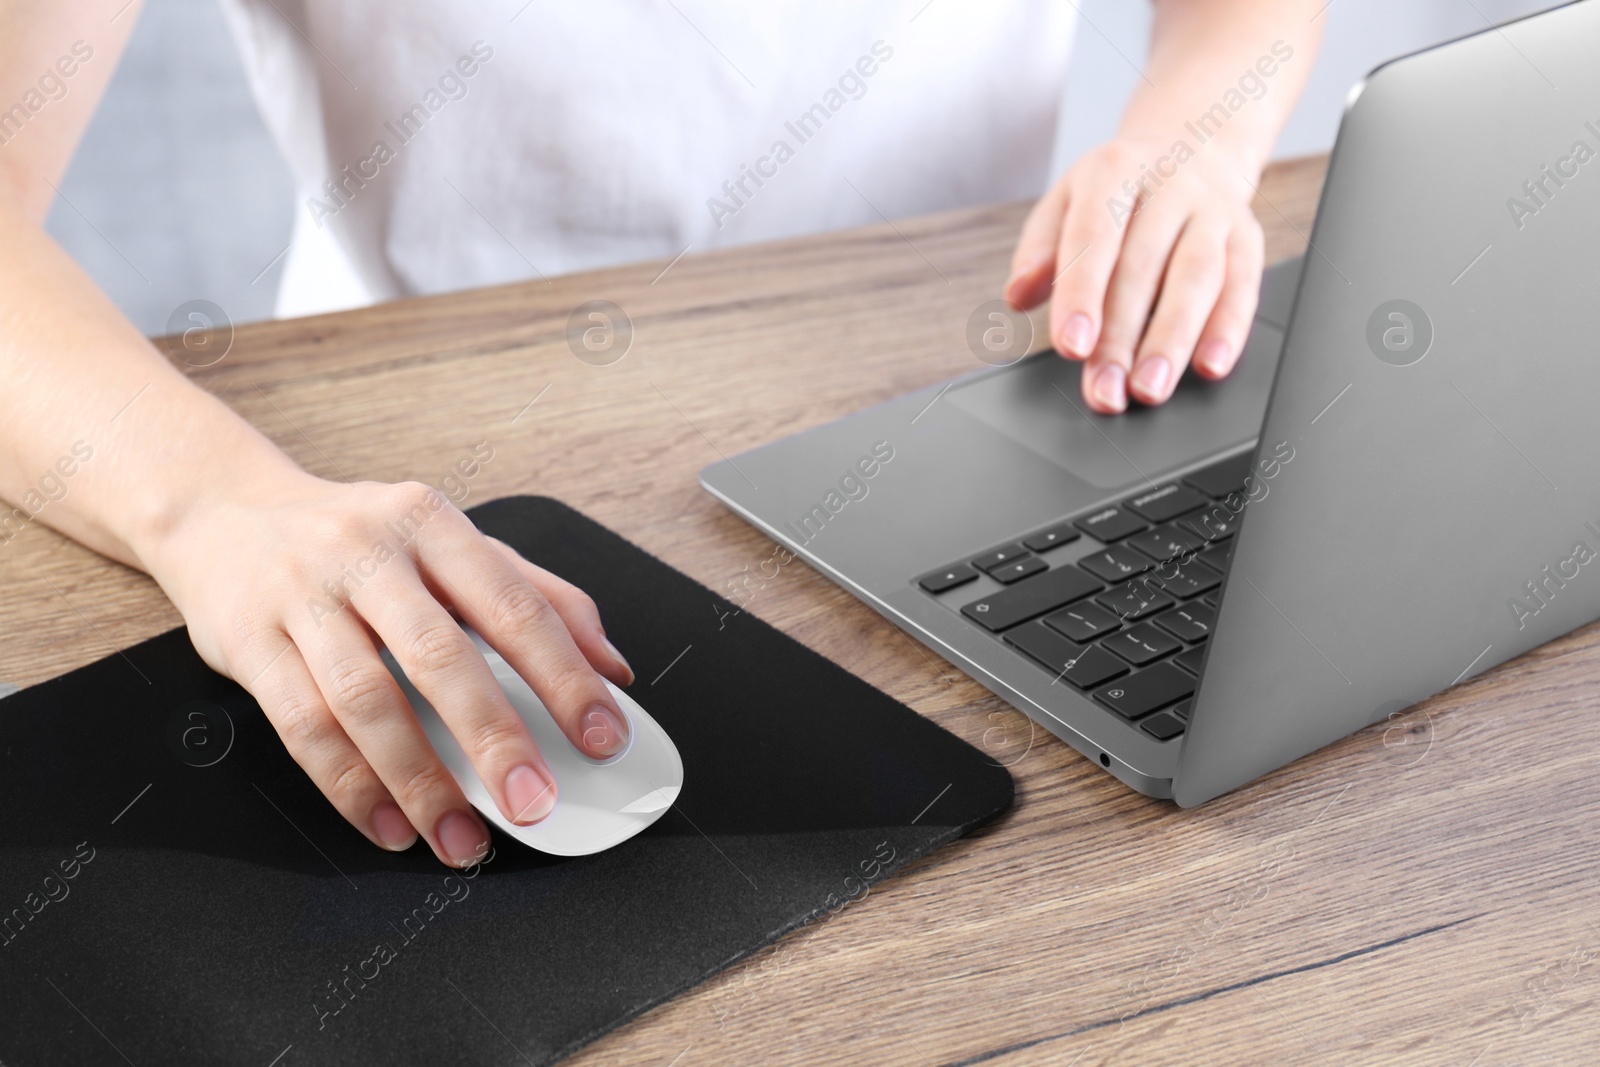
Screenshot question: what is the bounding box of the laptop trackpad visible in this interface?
[944,258,1299,488]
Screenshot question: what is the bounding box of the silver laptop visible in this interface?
[701,1,1600,806]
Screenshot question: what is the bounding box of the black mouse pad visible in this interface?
[0,496,1012,1066]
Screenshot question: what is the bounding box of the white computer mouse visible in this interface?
[380,628,683,857]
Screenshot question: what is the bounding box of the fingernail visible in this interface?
[581,704,629,757]
[1005,259,1046,300]
[1060,313,1094,356]
[603,636,635,685]
[1131,357,1172,403]
[437,810,488,867]
[371,802,417,851]
[504,763,557,824]
[1092,364,1127,412]
[1197,338,1234,376]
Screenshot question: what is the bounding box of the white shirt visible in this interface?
[218,1,1078,318]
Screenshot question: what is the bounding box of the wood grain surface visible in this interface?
[5,154,1598,1066]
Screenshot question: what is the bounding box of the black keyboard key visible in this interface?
[1197,542,1232,573]
[1096,581,1175,622]
[1182,452,1254,499]
[1101,623,1181,666]
[1003,621,1083,674]
[1154,603,1215,643]
[1004,622,1128,689]
[1202,594,1219,608]
[919,563,979,594]
[1023,522,1081,553]
[961,565,1103,632]
[1127,523,1207,563]
[1174,646,1207,675]
[1141,711,1186,740]
[1043,600,1122,642]
[1073,505,1147,543]
[1079,545,1154,583]
[1123,483,1210,524]
[1180,503,1242,543]
[1146,560,1222,600]
[1171,699,1192,722]
[1056,645,1130,689]
[990,556,1046,584]
[1093,662,1194,720]
[971,543,1029,572]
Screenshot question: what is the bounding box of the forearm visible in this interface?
[0,191,305,573]
[1119,0,1326,176]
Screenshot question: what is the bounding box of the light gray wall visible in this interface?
[46,0,1560,335]
[44,0,293,336]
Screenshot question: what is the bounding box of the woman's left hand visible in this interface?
[1004,135,1266,415]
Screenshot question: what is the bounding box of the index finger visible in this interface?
[358,579,560,827]
[416,510,630,761]
[1047,178,1131,361]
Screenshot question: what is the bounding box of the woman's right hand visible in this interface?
[141,467,635,867]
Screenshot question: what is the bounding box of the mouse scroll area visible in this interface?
[380,629,684,857]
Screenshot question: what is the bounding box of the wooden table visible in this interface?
[5,154,1597,1066]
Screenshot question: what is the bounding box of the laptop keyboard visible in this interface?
[915,451,1255,743]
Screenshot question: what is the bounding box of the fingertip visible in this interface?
[1055,312,1096,358]
[1129,356,1175,406]
[1004,261,1050,310]
[436,809,490,868]
[1085,363,1127,414]
[370,801,418,852]
[581,703,630,758]
[1194,338,1238,379]
[505,762,558,825]
[600,635,634,686]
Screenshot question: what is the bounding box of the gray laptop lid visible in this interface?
[1176,0,1600,805]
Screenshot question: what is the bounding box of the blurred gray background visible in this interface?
[47,0,294,336]
[48,0,1554,336]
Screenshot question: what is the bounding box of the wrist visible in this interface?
[127,431,320,582]
[1113,114,1271,186]
[1203,132,1270,185]
[1111,122,1269,196]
